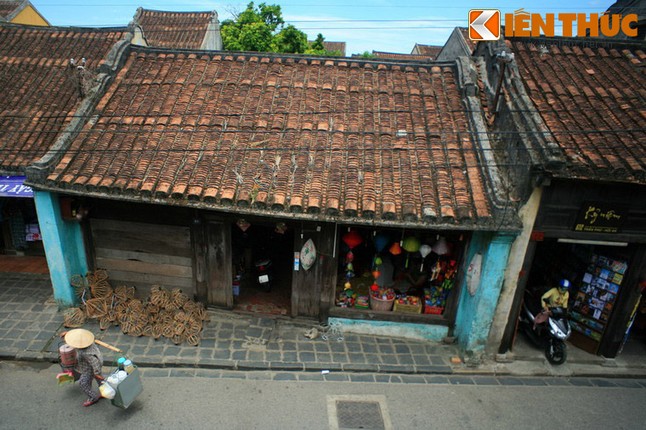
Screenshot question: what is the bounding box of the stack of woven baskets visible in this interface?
[63,270,209,346]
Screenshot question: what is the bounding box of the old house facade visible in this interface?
[474,36,646,359]
[16,37,523,358]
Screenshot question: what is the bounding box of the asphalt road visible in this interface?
[1,361,645,430]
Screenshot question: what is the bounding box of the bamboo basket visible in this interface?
[369,294,394,311]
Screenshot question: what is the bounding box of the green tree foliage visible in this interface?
[221,2,338,55]
[274,24,308,53]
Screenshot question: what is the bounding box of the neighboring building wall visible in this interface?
[9,5,49,26]
[436,28,473,61]
[486,187,543,354]
[34,191,88,307]
[454,231,515,362]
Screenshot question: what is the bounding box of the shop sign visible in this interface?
[573,201,626,234]
[0,176,33,198]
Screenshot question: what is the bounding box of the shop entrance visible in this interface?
[521,239,644,357]
[231,220,294,315]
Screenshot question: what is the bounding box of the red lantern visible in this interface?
[342,230,363,249]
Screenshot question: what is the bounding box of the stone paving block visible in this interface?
[170,368,196,377]
[213,349,231,359]
[323,372,350,382]
[589,378,617,387]
[380,355,399,365]
[247,350,265,361]
[472,376,500,385]
[328,342,346,352]
[361,343,378,354]
[274,372,297,381]
[348,353,367,364]
[195,368,225,378]
[316,352,333,362]
[612,379,642,388]
[231,350,247,360]
[307,362,342,372]
[297,342,315,352]
[264,351,282,361]
[399,374,427,384]
[396,354,415,365]
[517,377,547,386]
[282,351,298,362]
[414,365,452,374]
[448,376,475,385]
[299,352,316,362]
[498,377,525,386]
[313,342,331,353]
[298,372,326,381]
[543,378,571,386]
[378,344,395,355]
[568,378,594,387]
[332,352,349,363]
[425,375,450,384]
[349,373,376,383]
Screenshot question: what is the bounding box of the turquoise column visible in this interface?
[454,231,515,362]
[33,191,88,307]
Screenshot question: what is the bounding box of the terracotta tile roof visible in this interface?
[0,1,22,20]
[134,8,213,49]
[0,24,126,173]
[43,49,497,226]
[510,39,646,183]
[412,44,442,58]
[368,51,433,61]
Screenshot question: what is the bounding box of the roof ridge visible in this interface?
[128,44,458,68]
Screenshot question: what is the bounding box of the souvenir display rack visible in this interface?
[569,254,627,354]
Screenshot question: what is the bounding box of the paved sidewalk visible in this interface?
[1,272,645,379]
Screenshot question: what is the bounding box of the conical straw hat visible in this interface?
[65,328,95,349]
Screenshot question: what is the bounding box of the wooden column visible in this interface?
[206,219,233,308]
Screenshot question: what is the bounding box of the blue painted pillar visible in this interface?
[454,231,515,362]
[33,191,88,307]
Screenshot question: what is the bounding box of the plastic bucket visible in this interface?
[59,343,77,368]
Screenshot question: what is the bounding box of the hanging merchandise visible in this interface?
[300,239,317,271]
[342,230,363,250]
[274,222,288,234]
[432,236,449,256]
[419,244,432,272]
[236,218,251,232]
[389,242,402,255]
[402,236,421,268]
[373,232,390,253]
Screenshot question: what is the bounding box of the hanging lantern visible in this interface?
[373,232,390,253]
[402,236,421,268]
[372,270,381,280]
[373,256,383,266]
[432,236,450,256]
[236,218,251,232]
[342,230,363,250]
[346,251,354,262]
[389,242,402,255]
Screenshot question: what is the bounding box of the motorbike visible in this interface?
[518,291,572,365]
[254,257,272,292]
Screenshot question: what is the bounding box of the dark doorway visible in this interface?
[231,220,294,315]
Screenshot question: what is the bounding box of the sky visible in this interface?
[32,0,616,55]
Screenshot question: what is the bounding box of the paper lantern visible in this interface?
[342,230,363,249]
[373,233,390,252]
[389,242,402,255]
[402,236,421,253]
[432,236,449,256]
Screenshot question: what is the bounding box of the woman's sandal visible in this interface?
[83,397,101,407]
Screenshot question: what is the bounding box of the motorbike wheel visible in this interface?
[545,340,567,365]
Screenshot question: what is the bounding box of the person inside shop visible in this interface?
[392,251,438,297]
[541,278,571,311]
[59,328,105,407]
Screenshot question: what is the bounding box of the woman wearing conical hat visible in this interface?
[60,329,104,407]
